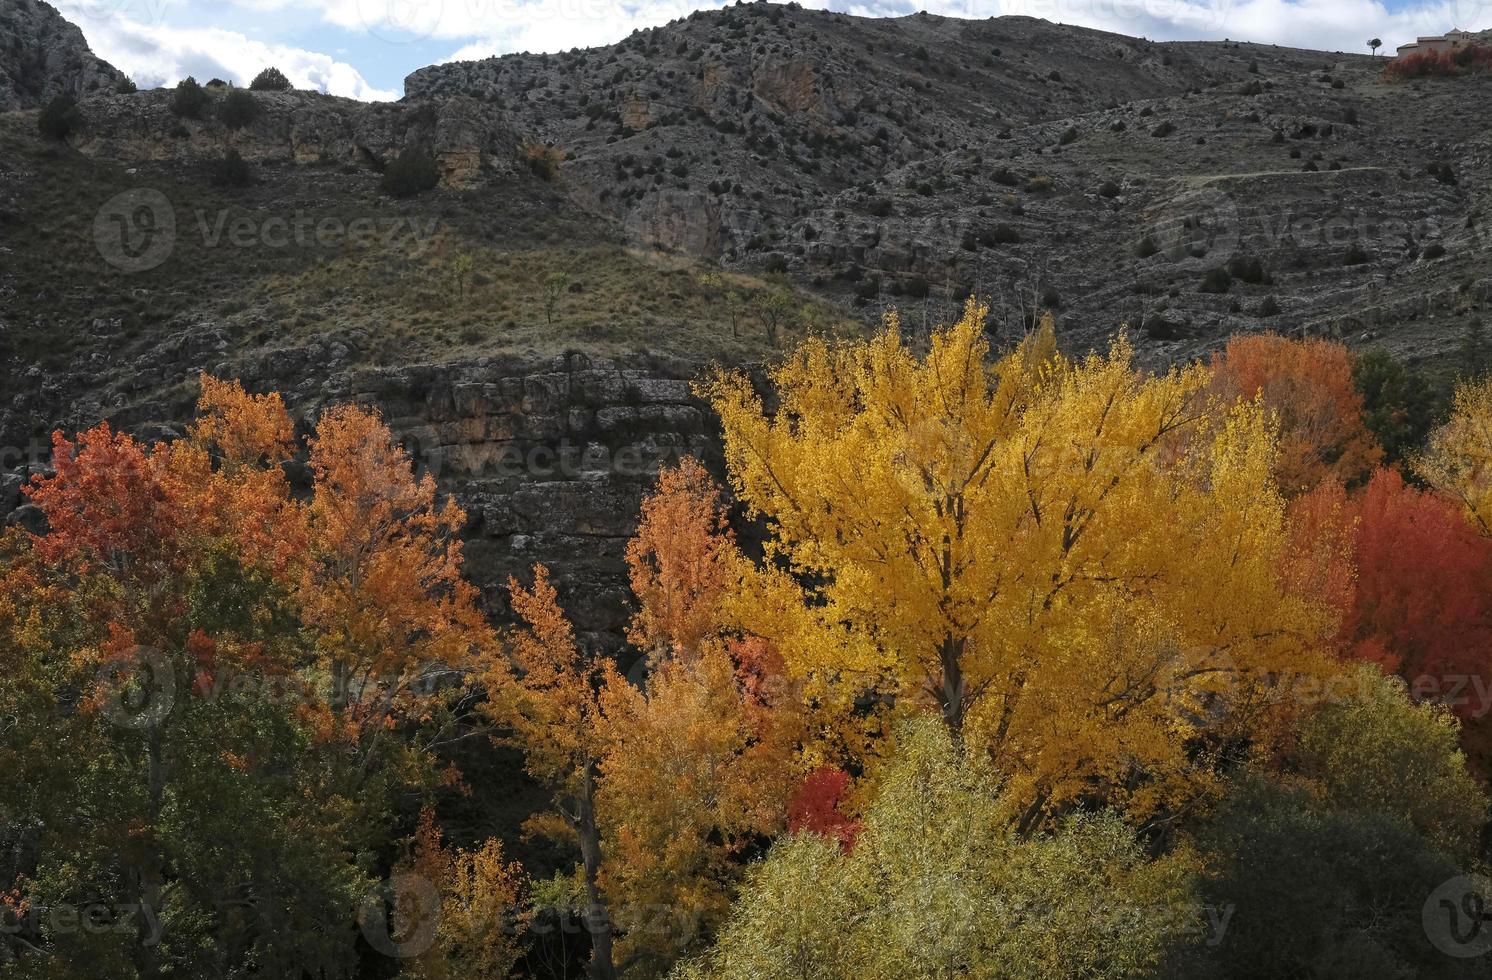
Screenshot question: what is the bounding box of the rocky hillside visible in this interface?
[4,2,1492,645]
[0,0,127,110]
[411,8,1492,364]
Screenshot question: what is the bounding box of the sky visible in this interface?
[53,0,1492,102]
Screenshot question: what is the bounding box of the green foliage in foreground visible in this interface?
[677,669,1489,980]
[674,718,1200,980]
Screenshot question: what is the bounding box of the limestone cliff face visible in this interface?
[64,90,520,187]
[0,0,126,110]
[335,353,717,645]
[0,342,722,648]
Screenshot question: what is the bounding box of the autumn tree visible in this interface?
[1417,374,1492,534]
[674,718,1200,980]
[597,644,797,971]
[1208,333,1383,494]
[786,765,861,849]
[300,401,493,776]
[704,300,1336,822]
[1189,666,1486,979]
[400,808,528,980]
[1,378,499,977]
[3,388,360,976]
[1299,471,1492,687]
[481,566,623,980]
[623,457,733,658]
[600,459,802,971]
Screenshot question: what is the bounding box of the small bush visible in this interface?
[1383,43,1492,81]
[1151,120,1176,137]
[1058,126,1079,145]
[171,76,211,119]
[1344,243,1371,266]
[382,148,440,197]
[250,67,292,91]
[1422,242,1447,260]
[1258,294,1282,317]
[116,77,137,95]
[979,224,1021,246]
[1199,267,1233,293]
[521,139,565,182]
[1428,161,1458,185]
[210,148,253,188]
[1228,255,1271,285]
[1098,180,1121,198]
[1026,175,1053,193]
[37,94,80,140]
[1135,235,1159,258]
[218,89,261,130]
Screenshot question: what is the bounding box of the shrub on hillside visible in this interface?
[37,93,80,140]
[171,76,211,119]
[382,148,440,197]
[116,76,137,94]
[1228,254,1271,285]
[1383,43,1492,81]
[1199,266,1233,293]
[210,149,253,188]
[521,139,565,182]
[250,67,292,91]
[218,89,261,130]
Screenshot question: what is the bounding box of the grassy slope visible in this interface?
[0,110,859,433]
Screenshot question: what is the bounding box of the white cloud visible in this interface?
[56,2,399,100]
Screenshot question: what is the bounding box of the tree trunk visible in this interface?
[575,762,618,980]
[136,727,165,978]
[939,633,966,736]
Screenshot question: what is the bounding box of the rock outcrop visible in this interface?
[0,0,127,110]
[407,6,1492,361]
[67,89,521,187]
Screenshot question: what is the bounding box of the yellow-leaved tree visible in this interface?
[1417,373,1492,535]
[702,299,1337,823]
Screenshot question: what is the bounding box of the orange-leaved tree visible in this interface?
[2,377,500,976]
[623,456,733,658]
[601,458,803,971]
[1208,333,1383,495]
[300,401,494,774]
[481,565,623,980]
